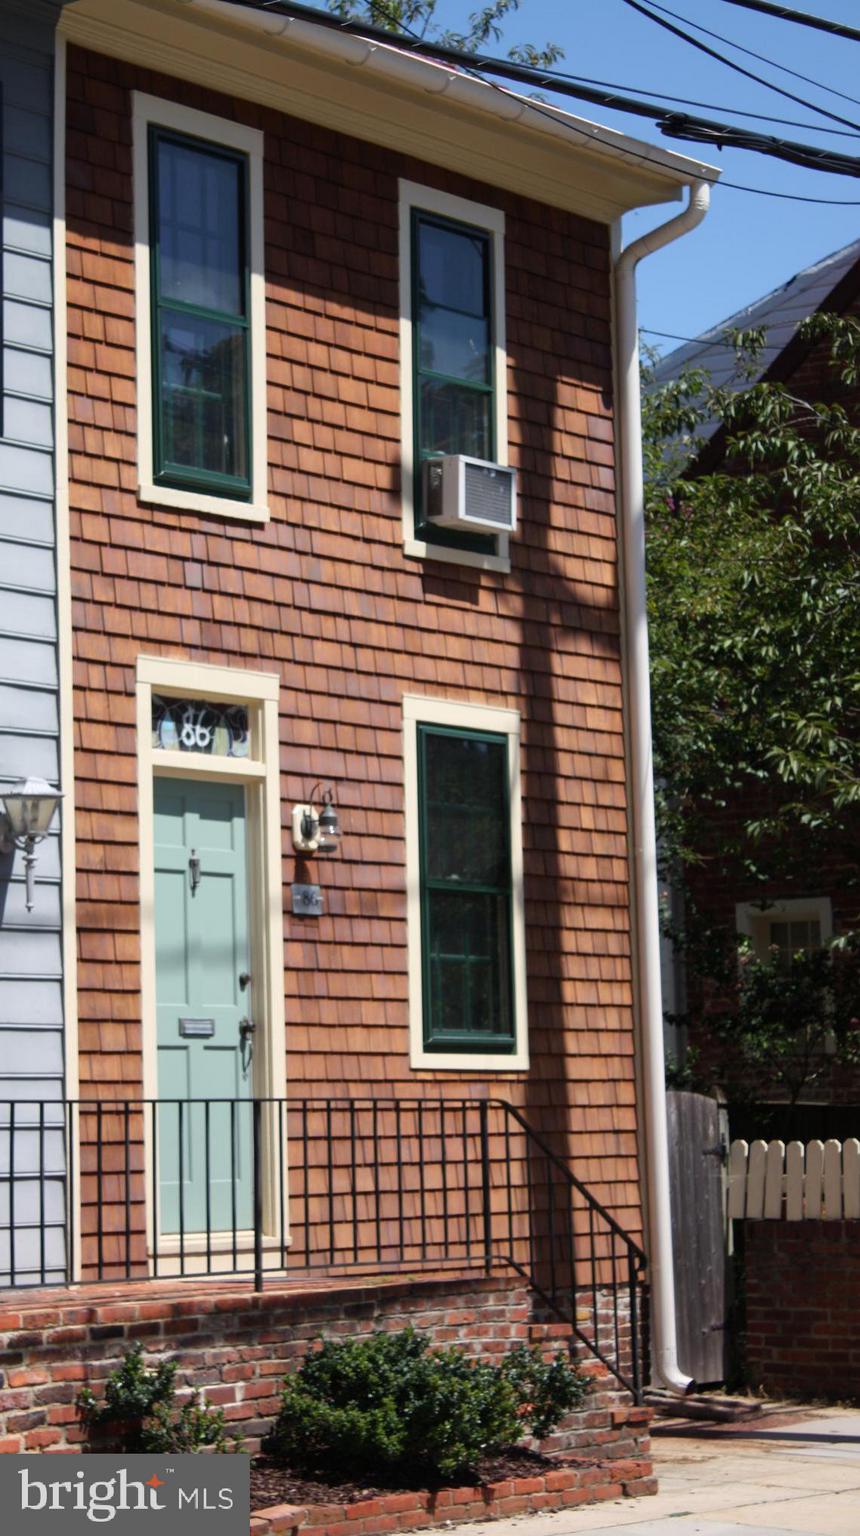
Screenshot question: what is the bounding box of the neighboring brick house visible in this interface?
[652,241,860,1131]
[0,0,721,1426]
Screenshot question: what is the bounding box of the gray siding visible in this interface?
[0,1,65,1284]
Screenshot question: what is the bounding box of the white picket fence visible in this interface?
[727,1137,860,1220]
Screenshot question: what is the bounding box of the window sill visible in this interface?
[410,1045,529,1072]
[139,482,270,524]
[404,535,510,575]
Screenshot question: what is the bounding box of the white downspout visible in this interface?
[615,181,710,1395]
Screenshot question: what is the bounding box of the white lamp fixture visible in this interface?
[0,776,64,912]
[291,785,341,856]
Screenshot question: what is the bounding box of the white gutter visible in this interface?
[183,0,716,198]
[615,180,711,1395]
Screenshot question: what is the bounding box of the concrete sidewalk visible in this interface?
[465,1409,860,1536]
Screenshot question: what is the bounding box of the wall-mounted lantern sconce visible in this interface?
[0,776,64,912]
[291,784,341,856]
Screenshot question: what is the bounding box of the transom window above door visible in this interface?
[151,695,250,758]
[132,94,268,524]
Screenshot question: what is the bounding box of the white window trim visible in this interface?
[736,896,833,961]
[403,694,528,1071]
[132,92,268,523]
[136,655,286,1267]
[398,181,510,574]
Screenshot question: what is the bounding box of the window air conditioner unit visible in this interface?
[423,455,517,535]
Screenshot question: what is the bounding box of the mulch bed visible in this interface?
[250,1448,562,1512]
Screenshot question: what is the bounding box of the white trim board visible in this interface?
[54,33,83,1280]
[131,92,269,524]
[403,693,528,1072]
[398,181,510,574]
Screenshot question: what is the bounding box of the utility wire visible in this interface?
[524,70,859,137]
[642,327,781,345]
[717,180,860,200]
[719,0,860,44]
[619,0,860,133]
[647,0,860,112]
[245,0,860,177]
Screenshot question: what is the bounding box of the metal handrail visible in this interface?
[0,1095,646,1399]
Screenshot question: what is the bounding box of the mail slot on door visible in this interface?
[178,1018,216,1038]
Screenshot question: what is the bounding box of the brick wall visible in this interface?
[745,1220,860,1398]
[65,44,641,1233]
[0,1273,650,1461]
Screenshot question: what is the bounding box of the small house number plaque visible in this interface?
[292,884,323,917]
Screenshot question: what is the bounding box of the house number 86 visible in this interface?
[179,705,213,751]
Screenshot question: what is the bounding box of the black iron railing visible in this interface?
[0,1097,646,1399]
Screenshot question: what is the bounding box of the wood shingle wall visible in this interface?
[65,44,641,1238]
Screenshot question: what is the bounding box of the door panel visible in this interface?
[667,1089,728,1385]
[154,777,252,1236]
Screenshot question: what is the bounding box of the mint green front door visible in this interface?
[154,777,253,1237]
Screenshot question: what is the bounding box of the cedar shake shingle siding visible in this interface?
[65,45,641,1234]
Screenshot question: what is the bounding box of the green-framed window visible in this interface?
[417,724,515,1053]
[149,127,251,499]
[411,210,497,555]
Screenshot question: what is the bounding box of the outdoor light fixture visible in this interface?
[0,776,64,912]
[291,784,341,856]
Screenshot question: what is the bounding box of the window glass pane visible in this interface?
[418,221,488,314]
[419,306,491,384]
[152,696,250,757]
[420,379,491,460]
[157,138,244,316]
[424,732,507,886]
[427,889,511,1040]
[159,313,248,480]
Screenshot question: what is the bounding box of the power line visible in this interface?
[556,72,859,137]
[719,0,860,43]
[619,0,860,133]
[717,180,860,201]
[642,327,781,345]
[242,0,860,178]
[647,0,860,112]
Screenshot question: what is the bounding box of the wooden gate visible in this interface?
[666,1090,727,1385]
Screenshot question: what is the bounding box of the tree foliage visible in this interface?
[645,317,860,1099]
[645,315,860,885]
[324,0,563,69]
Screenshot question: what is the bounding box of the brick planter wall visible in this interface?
[250,1456,658,1536]
[745,1221,860,1399]
[0,1274,651,1468]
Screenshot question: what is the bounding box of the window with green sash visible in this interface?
[149,128,251,498]
[417,724,515,1052]
[412,210,497,555]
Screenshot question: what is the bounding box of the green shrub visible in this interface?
[77,1343,239,1453]
[267,1328,587,1480]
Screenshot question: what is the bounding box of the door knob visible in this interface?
[239,1017,256,1041]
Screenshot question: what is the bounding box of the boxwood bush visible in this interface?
[77,1343,239,1453]
[267,1327,587,1480]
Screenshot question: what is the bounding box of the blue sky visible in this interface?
[429,0,860,351]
